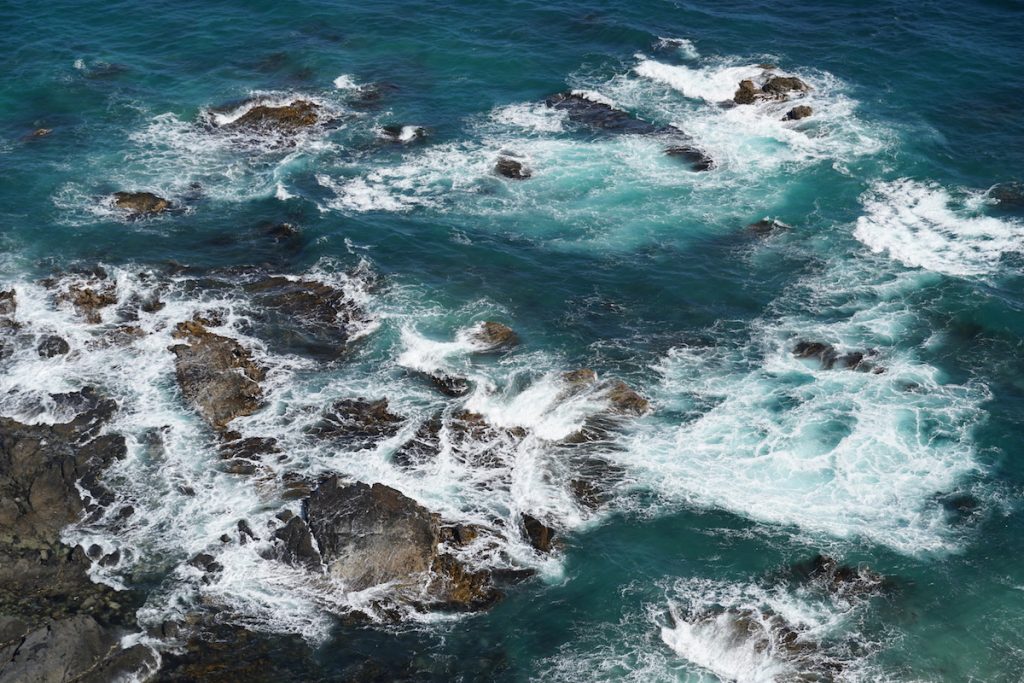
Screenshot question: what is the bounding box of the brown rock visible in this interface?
[227,100,320,131]
[762,76,809,97]
[605,381,650,415]
[733,79,761,105]
[168,322,265,429]
[495,157,531,180]
[783,105,813,121]
[112,191,170,216]
[472,321,518,350]
[521,514,555,552]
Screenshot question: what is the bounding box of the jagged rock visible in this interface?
[792,341,881,372]
[57,281,117,324]
[746,218,791,236]
[169,321,265,429]
[0,390,138,649]
[427,372,470,397]
[521,514,555,553]
[665,145,713,171]
[762,76,809,97]
[783,105,813,121]
[226,100,320,131]
[495,157,531,179]
[273,516,322,571]
[546,92,678,135]
[244,276,369,358]
[605,381,650,415]
[311,398,402,448]
[380,124,425,142]
[791,554,886,597]
[392,416,443,468]
[0,291,15,317]
[792,341,838,367]
[112,191,170,216]
[218,434,279,475]
[0,615,114,683]
[304,477,500,610]
[733,79,761,105]
[471,321,518,350]
[36,335,69,358]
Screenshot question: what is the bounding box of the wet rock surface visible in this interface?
[783,104,813,121]
[495,156,531,179]
[300,477,501,611]
[224,99,320,131]
[471,321,518,350]
[311,398,403,448]
[0,392,153,683]
[112,191,171,217]
[546,91,678,135]
[169,319,266,429]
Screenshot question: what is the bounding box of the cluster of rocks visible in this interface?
[731,68,813,122]
[792,340,885,373]
[0,388,157,682]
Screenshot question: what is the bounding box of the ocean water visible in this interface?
[2,0,1024,680]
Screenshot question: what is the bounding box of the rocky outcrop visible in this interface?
[783,105,813,121]
[54,278,118,324]
[380,124,425,142]
[792,341,882,372]
[790,554,886,597]
[734,75,809,105]
[0,391,153,683]
[0,291,14,317]
[546,92,677,136]
[495,157,531,180]
[990,181,1024,209]
[605,381,650,415]
[665,145,713,172]
[746,218,790,236]
[521,514,555,553]
[310,398,402,449]
[243,275,370,359]
[296,477,501,611]
[470,321,518,350]
[169,320,266,429]
[112,191,170,217]
[225,100,320,132]
[37,335,69,358]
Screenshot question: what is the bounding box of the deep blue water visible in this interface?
[2,0,1024,680]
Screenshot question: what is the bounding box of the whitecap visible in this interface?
[855,179,1024,277]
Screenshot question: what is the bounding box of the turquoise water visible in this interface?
[2,0,1024,679]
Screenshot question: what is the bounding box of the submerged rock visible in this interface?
[55,278,118,324]
[792,341,881,372]
[783,105,813,121]
[791,554,887,597]
[112,191,170,217]
[990,181,1024,209]
[225,99,320,131]
[495,156,531,179]
[311,398,402,448]
[380,124,425,142]
[36,334,69,358]
[169,320,266,429]
[746,218,791,236]
[0,290,15,317]
[546,92,677,135]
[244,275,370,359]
[665,145,714,172]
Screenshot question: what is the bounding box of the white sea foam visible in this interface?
[655,37,700,60]
[634,60,761,103]
[855,179,1024,277]
[332,74,359,90]
[570,89,618,108]
[490,102,566,133]
[617,258,985,555]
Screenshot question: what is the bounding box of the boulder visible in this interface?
[783,105,813,121]
[169,321,265,429]
[762,76,810,97]
[546,92,678,135]
[791,554,886,597]
[521,514,555,552]
[470,321,518,350]
[37,335,69,358]
[792,341,838,368]
[112,191,170,217]
[304,477,500,610]
[495,157,531,180]
[226,100,320,131]
[563,368,598,389]
[310,398,402,448]
[664,145,713,172]
[605,381,650,415]
[792,341,880,372]
[273,516,322,572]
[428,372,470,397]
[0,290,14,317]
[57,281,117,324]
[733,79,761,105]
[243,276,370,359]
[746,218,790,236]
